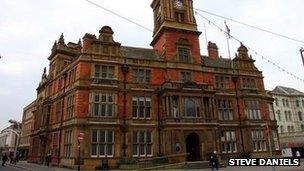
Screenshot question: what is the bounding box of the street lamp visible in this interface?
[9,120,21,163]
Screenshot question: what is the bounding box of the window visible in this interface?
[172,96,179,118]
[288,111,292,121]
[133,69,151,83]
[55,100,62,123]
[217,99,234,120]
[301,124,304,131]
[275,98,279,106]
[272,130,279,150]
[221,131,237,153]
[282,99,285,107]
[242,78,256,89]
[175,12,184,22]
[90,93,115,117]
[245,100,261,120]
[68,67,77,84]
[302,100,304,107]
[181,72,191,82]
[64,130,72,157]
[276,110,281,121]
[280,126,284,133]
[184,98,197,117]
[215,76,230,89]
[286,99,289,107]
[133,131,152,157]
[91,130,114,157]
[178,48,190,62]
[299,112,303,121]
[94,65,115,79]
[251,130,267,151]
[296,100,300,107]
[284,111,288,121]
[66,94,75,119]
[268,103,274,120]
[132,97,151,119]
[103,46,109,54]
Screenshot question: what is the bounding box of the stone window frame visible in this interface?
[132,130,152,157]
[132,96,152,119]
[93,64,115,80]
[244,100,261,120]
[133,68,151,84]
[64,130,72,158]
[90,92,116,117]
[184,97,198,118]
[251,129,267,152]
[217,99,234,121]
[91,129,114,158]
[241,77,256,89]
[215,75,230,89]
[180,71,191,82]
[220,130,237,153]
[66,94,75,119]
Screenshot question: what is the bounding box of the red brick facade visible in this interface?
[27,0,279,170]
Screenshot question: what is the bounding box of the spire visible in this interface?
[58,33,65,44]
[52,40,57,51]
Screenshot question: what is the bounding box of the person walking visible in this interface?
[296,151,301,158]
[2,153,8,166]
[209,151,219,170]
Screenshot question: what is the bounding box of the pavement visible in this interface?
[3,160,304,171]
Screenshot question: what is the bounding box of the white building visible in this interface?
[271,86,304,157]
[0,125,20,154]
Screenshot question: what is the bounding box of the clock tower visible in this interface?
[150,0,202,64]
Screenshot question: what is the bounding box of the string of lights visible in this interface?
[193,8,304,45]
[194,11,304,83]
[83,0,303,83]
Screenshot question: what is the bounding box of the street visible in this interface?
[0,165,22,171]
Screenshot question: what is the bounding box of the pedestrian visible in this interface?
[46,152,51,167]
[296,151,301,158]
[209,151,219,170]
[2,153,8,166]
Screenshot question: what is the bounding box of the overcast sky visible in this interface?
[0,0,304,130]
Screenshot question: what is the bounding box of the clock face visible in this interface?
[174,0,183,9]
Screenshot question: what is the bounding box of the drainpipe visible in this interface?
[121,63,129,157]
[57,73,67,165]
[156,88,163,156]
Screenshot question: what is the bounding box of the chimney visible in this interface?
[207,41,219,59]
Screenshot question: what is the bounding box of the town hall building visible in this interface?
[26,0,279,169]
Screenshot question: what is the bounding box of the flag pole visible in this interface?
[300,47,304,67]
[225,21,232,60]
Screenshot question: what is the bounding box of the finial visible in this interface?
[58,33,65,44]
[78,38,82,46]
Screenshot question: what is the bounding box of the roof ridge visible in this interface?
[121,45,154,51]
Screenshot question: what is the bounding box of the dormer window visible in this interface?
[178,48,190,62]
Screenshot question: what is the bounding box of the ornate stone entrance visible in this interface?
[186,133,201,161]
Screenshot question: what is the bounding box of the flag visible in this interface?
[224,21,231,39]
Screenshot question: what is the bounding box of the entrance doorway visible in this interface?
[186,133,200,161]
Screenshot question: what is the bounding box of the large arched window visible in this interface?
[185,98,197,117]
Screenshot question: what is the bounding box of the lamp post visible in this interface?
[9,120,21,163]
[231,76,245,156]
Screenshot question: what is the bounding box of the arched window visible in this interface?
[185,98,197,117]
